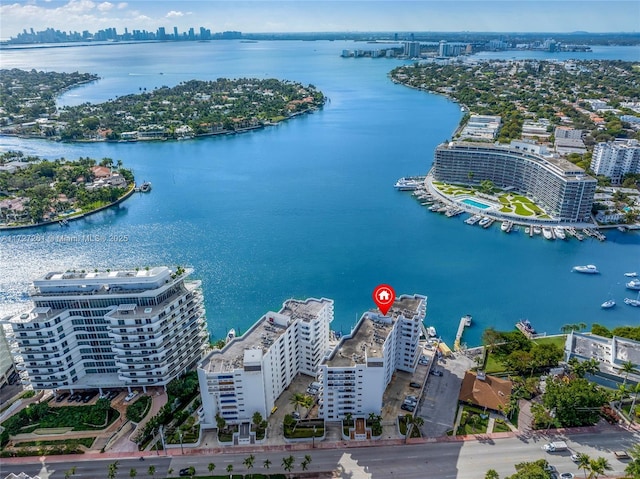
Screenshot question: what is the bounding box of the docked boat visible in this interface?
[542,227,554,240]
[624,297,640,307]
[501,221,510,232]
[601,299,616,309]
[554,227,566,240]
[427,326,437,337]
[465,214,481,225]
[478,217,491,227]
[516,319,536,337]
[626,279,640,291]
[225,328,236,344]
[572,265,599,274]
[533,226,542,235]
[624,272,638,277]
[394,177,422,191]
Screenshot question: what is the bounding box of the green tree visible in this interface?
[282,455,296,476]
[485,470,500,479]
[129,468,137,478]
[64,467,76,479]
[505,459,551,479]
[243,453,255,478]
[625,443,640,478]
[621,360,637,386]
[226,464,233,477]
[543,377,609,427]
[588,457,611,478]
[107,461,119,479]
[576,453,591,479]
[290,392,307,414]
[263,458,272,470]
[207,463,215,474]
[147,465,156,477]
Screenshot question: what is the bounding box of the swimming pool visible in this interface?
[460,198,491,209]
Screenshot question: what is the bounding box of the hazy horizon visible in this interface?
[1,1,639,41]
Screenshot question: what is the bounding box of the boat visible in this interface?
[225,328,236,343]
[624,297,640,307]
[465,214,481,225]
[394,177,422,191]
[554,227,566,240]
[525,227,530,234]
[136,181,152,193]
[463,315,472,326]
[427,326,437,337]
[501,221,509,232]
[624,272,638,277]
[572,265,599,274]
[601,299,616,309]
[478,217,491,227]
[516,319,536,337]
[542,227,554,240]
[626,279,640,291]
[533,226,542,235]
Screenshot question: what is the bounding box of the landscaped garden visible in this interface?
[126,395,151,423]
[283,416,324,439]
[456,405,489,435]
[398,414,422,438]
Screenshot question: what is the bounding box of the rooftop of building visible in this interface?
[199,298,333,374]
[39,266,170,283]
[324,294,425,368]
[459,371,512,412]
[567,331,640,368]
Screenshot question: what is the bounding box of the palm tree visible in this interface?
[147,465,156,477]
[263,458,272,470]
[621,360,637,387]
[576,453,591,479]
[412,415,424,435]
[485,470,499,479]
[301,459,309,471]
[208,463,215,474]
[304,454,312,466]
[282,455,295,476]
[107,461,119,479]
[290,392,307,413]
[629,382,640,422]
[243,454,255,478]
[589,457,611,478]
[129,468,137,478]
[226,463,233,478]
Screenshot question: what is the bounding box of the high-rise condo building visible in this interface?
[591,139,640,185]
[10,267,208,392]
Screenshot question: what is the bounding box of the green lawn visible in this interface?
[457,405,489,435]
[514,203,534,216]
[532,335,566,349]
[14,437,95,448]
[492,419,511,433]
[484,353,507,374]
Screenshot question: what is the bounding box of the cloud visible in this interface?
[166,10,184,18]
[97,2,114,12]
[65,0,96,13]
[117,2,127,9]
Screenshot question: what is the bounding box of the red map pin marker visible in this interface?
[373,284,396,316]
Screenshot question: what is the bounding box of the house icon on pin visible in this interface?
[378,289,390,301]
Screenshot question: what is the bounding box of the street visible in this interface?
[1,425,637,478]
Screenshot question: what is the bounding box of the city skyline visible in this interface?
[1,0,639,41]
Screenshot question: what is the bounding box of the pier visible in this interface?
[453,314,472,351]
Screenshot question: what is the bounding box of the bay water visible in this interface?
[0,41,638,346]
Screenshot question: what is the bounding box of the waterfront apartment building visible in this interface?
[317,294,426,421]
[433,142,596,222]
[0,326,17,387]
[197,298,333,427]
[9,267,208,392]
[591,139,640,185]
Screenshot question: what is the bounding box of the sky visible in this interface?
[0,0,639,39]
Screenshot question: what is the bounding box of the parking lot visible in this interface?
[417,349,475,437]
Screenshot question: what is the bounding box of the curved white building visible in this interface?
[433,142,596,222]
[10,266,208,392]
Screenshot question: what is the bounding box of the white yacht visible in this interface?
[533,226,542,235]
[624,297,640,307]
[394,177,422,191]
[501,221,510,232]
[554,227,566,240]
[226,328,236,344]
[624,272,638,277]
[601,299,616,309]
[542,227,554,240]
[626,279,640,290]
[572,265,599,274]
[478,217,491,227]
[427,326,437,337]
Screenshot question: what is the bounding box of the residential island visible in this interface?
[0,71,326,142]
[0,151,135,227]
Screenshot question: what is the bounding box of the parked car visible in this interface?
[124,391,138,402]
[430,369,443,377]
[405,395,418,402]
[179,468,191,477]
[55,392,69,402]
[409,382,421,388]
[401,403,415,412]
[559,474,574,479]
[292,411,301,420]
[570,454,580,463]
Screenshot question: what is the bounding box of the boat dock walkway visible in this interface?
[453,315,472,351]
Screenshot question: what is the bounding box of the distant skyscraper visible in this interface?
[157,27,166,40]
[173,26,178,39]
[439,40,447,57]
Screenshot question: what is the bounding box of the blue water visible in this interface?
[461,198,491,210]
[0,41,639,347]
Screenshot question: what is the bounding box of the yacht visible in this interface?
[626,279,640,290]
[572,265,599,274]
[624,272,638,277]
[542,227,554,240]
[533,226,542,235]
[478,217,491,227]
[554,227,566,240]
[394,177,422,191]
[624,297,640,307]
[516,319,536,336]
[601,299,616,309]
[501,221,510,232]
[427,326,437,337]
[225,328,236,344]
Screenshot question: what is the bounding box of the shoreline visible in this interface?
[0,184,136,232]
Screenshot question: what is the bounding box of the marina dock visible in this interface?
[453,314,472,351]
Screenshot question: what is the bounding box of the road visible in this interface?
[1,427,637,478]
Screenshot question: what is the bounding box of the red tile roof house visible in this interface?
[458,371,512,413]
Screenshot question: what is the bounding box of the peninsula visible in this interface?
[0,151,135,228]
[0,71,325,142]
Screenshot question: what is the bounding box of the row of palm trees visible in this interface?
[101,454,312,478]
